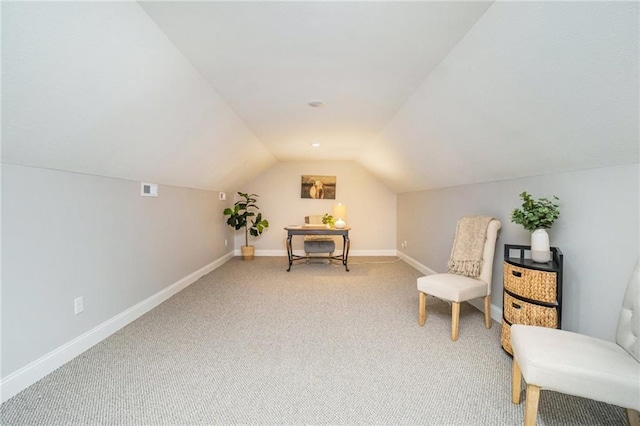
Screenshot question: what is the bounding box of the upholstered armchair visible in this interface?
[511,258,640,426]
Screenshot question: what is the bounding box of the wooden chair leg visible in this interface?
[451,302,460,341]
[484,295,492,329]
[524,384,541,426]
[418,292,427,326]
[512,358,522,404]
[626,408,640,426]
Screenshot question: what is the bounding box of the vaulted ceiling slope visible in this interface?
[2,1,276,192]
[361,1,639,192]
[3,2,638,194]
[138,1,493,164]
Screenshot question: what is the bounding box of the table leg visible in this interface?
[343,235,350,272]
[286,234,293,271]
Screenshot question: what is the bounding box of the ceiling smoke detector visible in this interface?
[307,100,325,108]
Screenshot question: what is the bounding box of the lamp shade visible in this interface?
[333,203,347,228]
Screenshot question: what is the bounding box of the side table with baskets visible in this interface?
[501,244,563,355]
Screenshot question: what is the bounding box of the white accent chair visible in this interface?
[511,258,640,426]
[417,219,501,341]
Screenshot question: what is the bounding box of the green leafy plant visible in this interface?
[223,192,269,247]
[322,213,335,228]
[511,191,560,232]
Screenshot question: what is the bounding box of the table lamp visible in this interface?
[333,203,347,229]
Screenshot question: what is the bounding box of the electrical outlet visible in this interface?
[224,239,228,246]
[401,240,408,248]
[74,297,84,315]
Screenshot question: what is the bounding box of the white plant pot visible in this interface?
[531,229,550,263]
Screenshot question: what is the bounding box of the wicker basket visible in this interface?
[503,292,558,328]
[504,263,557,303]
[501,321,513,355]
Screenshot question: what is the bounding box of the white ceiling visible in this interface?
[3,1,638,193]
[139,0,640,192]
[139,1,493,162]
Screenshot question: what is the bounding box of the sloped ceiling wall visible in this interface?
[360,1,639,193]
[2,2,638,193]
[2,2,276,191]
[138,1,493,164]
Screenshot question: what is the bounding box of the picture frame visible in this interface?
[301,175,336,199]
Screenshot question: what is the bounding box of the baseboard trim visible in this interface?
[467,298,503,323]
[396,251,438,276]
[254,249,287,256]
[348,249,397,256]
[234,249,398,257]
[397,251,502,323]
[0,251,234,403]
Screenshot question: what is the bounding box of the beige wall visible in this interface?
[235,161,397,255]
[397,164,639,341]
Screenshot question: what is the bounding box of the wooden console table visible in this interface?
[284,226,351,272]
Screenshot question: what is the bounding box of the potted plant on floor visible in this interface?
[223,192,269,261]
[511,191,560,263]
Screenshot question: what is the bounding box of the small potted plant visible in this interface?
[223,192,269,260]
[322,213,335,228]
[511,191,560,263]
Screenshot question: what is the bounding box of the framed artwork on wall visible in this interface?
[301,175,336,199]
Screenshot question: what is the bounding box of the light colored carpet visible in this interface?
[1,257,626,425]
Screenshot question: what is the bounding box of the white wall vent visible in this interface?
[141,182,158,197]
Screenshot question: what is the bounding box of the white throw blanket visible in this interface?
[447,216,494,278]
